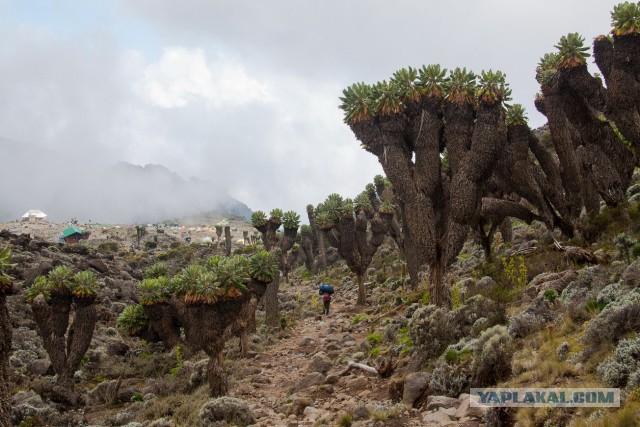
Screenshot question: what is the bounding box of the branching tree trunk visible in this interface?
[300,225,317,274]
[175,279,268,396]
[224,226,232,256]
[31,293,97,390]
[343,68,510,307]
[141,303,183,349]
[316,194,391,305]
[252,210,299,327]
[307,205,327,270]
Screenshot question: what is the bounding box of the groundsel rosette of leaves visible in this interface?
[282,211,301,230]
[251,211,268,228]
[249,251,278,283]
[116,304,147,336]
[611,1,640,36]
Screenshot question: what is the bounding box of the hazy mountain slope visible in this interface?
[0,136,251,223]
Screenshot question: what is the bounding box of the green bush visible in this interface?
[352,314,371,325]
[366,332,383,345]
[97,241,119,253]
[430,325,513,397]
[543,289,558,303]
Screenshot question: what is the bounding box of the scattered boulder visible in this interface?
[426,395,459,411]
[402,371,431,408]
[198,397,255,427]
[289,372,326,394]
[307,352,333,374]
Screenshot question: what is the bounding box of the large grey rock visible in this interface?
[198,397,255,427]
[307,352,333,374]
[11,390,57,425]
[426,395,459,410]
[402,372,431,408]
[422,410,453,423]
[288,372,326,394]
[26,359,52,376]
[455,397,487,419]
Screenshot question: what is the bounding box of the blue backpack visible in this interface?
[319,283,334,295]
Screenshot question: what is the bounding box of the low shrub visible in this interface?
[583,289,640,354]
[430,325,513,396]
[597,336,640,389]
[97,241,119,253]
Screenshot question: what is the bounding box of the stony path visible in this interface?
[230,292,399,426]
[228,285,486,426]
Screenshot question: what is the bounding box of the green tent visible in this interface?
[62,226,84,238]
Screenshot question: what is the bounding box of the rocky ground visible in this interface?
[4,194,640,426]
[1,221,488,426]
[225,285,485,426]
[0,215,256,249]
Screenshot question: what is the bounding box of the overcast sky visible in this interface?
[0,0,620,221]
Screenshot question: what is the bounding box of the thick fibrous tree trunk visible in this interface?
[0,294,11,426]
[142,303,183,349]
[301,233,316,274]
[176,280,267,396]
[238,296,258,357]
[532,34,639,240]
[536,92,585,219]
[263,272,280,326]
[594,34,640,154]
[224,226,232,256]
[307,207,327,270]
[255,221,298,327]
[31,294,96,391]
[62,298,96,387]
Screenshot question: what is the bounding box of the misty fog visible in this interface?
[0,137,250,224]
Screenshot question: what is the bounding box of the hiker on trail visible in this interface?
[318,282,334,315]
[322,291,331,315]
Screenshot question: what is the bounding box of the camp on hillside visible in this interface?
[21,210,47,222]
[61,225,89,244]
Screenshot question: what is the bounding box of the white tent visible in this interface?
[21,209,48,221]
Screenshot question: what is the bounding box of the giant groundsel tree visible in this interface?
[314,190,393,304]
[25,266,99,395]
[251,209,299,326]
[340,65,514,306]
[340,2,640,306]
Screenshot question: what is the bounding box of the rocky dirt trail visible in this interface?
[227,281,486,426]
[231,288,400,426]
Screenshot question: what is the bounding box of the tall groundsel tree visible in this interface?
[251,209,299,326]
[340,65,513,307]
[0,247,15,426]
[117,251,278,396]
[25,266,99,398]
[534,10,640,235]
[314,190,393,304]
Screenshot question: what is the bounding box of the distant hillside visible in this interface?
[0,137,251,223]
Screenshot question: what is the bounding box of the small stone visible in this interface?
[426,395,459,411]
[423,411,452,423]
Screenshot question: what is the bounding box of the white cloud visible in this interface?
[136,47,272,109]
